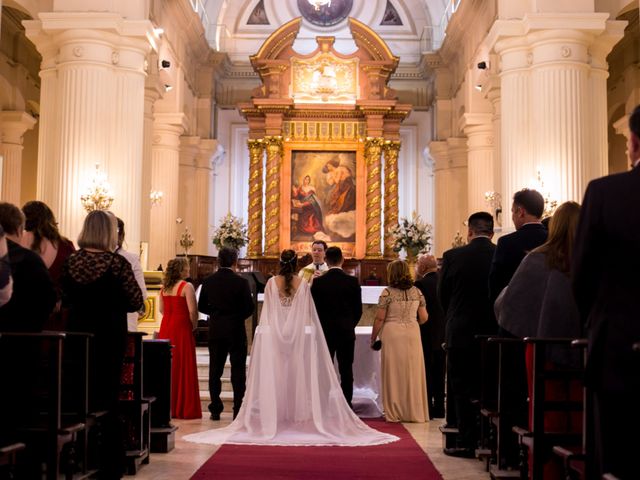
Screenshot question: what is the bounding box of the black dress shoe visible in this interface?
[443,447,475,459]
[210,413,221,421]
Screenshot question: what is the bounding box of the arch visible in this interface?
[348,17,399,64]
[250,17,301,62]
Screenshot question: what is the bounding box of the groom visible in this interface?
[311,246,362,407]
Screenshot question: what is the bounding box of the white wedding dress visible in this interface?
[184,278,398,446]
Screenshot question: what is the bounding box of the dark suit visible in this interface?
[0,239,56,332]
[572,166,640,479]
[311,267,362,406]
[415,271,446,418]
[439,236,496,449]
[198,267,254,416]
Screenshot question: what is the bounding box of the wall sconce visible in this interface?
[484,191,502,226]
[80,164,114,212]
[149,190,164,206]
[474,84,482,91]
[164,84,173,92]
[534,170,558,218]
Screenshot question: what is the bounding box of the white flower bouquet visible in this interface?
[211,213,248,250]
[389,212,433,257]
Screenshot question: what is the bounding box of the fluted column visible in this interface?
[263,135,283,258]
[462,114,495,214]
[178,136,200,243]
[0,111,37,204]
[24,16,152,242]
[430,138,468,256]
[247,139,264,258]
[383,140,400,259]
[486,78,503,225]
[194,139,216,254]
[495,38,531,232]
[364,137,384,258]
[148,121,183,270]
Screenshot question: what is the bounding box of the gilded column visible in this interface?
[247,139,264,258]
[0,111,37,204]
[364,137,384,258]
[383,140,400,259]
[263,135,283,258]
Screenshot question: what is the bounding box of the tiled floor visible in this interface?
[133,415,487,479]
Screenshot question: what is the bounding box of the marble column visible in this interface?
[263,136,283,258]
[430,138,468,257]
[247,139,264,258]
[364,137,385,258]
[383,140,400,259]
[148,119,184,270]
[194,139,216,254]
[24,15,152,242]
[461,113,495,215]
[178,136,200,254]
[0,111,37,204]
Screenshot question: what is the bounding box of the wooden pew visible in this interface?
[142,339,177,453]
[0,442,25,479]
[486,337,525,479]
[119,332,155,474]
[476,335,499,472]
[0,332,85,479]
[514,337,585,480]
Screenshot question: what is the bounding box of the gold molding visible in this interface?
[247,139,265,258]
[383,140,401,259]
[364,137,385,258]
[263,136,283,258]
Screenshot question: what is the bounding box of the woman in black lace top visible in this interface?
[61,210,143,479]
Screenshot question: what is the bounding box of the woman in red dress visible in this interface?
[158,257,202,419]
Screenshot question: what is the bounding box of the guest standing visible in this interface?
[0,202,55,332]
[572,104,640,480]
[0,225,11,307]
[61,210,143,479]
[115,218,147,331]
[439,211,496,458]
[371,260,428,423]
[311,246,362,407]
[20,201,75,330]
[414,254,446,419]
[198,247,254,420]
[158,257,201,419]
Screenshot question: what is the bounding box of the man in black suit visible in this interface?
[489,188,548,302]
[198,247,254,420]
[414,254,446,419]
[572,104,640,480]
[0,202,55,331]
[439,212,496,458]
[311,246,362,407]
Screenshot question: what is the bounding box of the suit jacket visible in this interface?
[414,271,446,350]
[0,239,56,332]
[438,237,497,349]
[310,268,362,340]
[198,268,254,342]
[572,166,640,393]
[488,223,548,301]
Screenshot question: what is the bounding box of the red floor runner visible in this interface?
[191,418,443,479]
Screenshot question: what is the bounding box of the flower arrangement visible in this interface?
[389,213,433,258]
[211,213,248,250]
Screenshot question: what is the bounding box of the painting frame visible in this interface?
[281,141,366,258]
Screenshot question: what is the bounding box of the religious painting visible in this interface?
[297,0,353,27]
[290,150,357,246]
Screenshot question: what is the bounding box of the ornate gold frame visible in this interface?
[281,140,366,258]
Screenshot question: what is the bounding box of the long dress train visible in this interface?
[184,279,397,446]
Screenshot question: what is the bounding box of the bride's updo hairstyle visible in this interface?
[279,249,298,296]
[387,260,414,290]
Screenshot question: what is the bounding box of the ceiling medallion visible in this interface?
[298,0,353,27]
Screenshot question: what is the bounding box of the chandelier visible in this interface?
[80,164,114,212]
[308,0,331,10]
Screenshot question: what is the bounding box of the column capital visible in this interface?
[459,113,493,132]
[613,114,630,139]
[0,111,37,144]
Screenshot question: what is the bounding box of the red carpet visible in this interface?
[191,418,443,479]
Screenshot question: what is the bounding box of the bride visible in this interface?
[184,249,398,446]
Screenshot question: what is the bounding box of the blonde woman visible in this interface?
[158,257,201,419]
[371,260,429,422]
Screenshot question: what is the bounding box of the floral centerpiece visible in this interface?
[389,212,433,260]
[211,213,248,250]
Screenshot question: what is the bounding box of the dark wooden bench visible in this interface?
[143,339,177,453]
[120,332,154,474]
[0,442,25,479]
[0,332,85,479]
[514,337,585,480]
